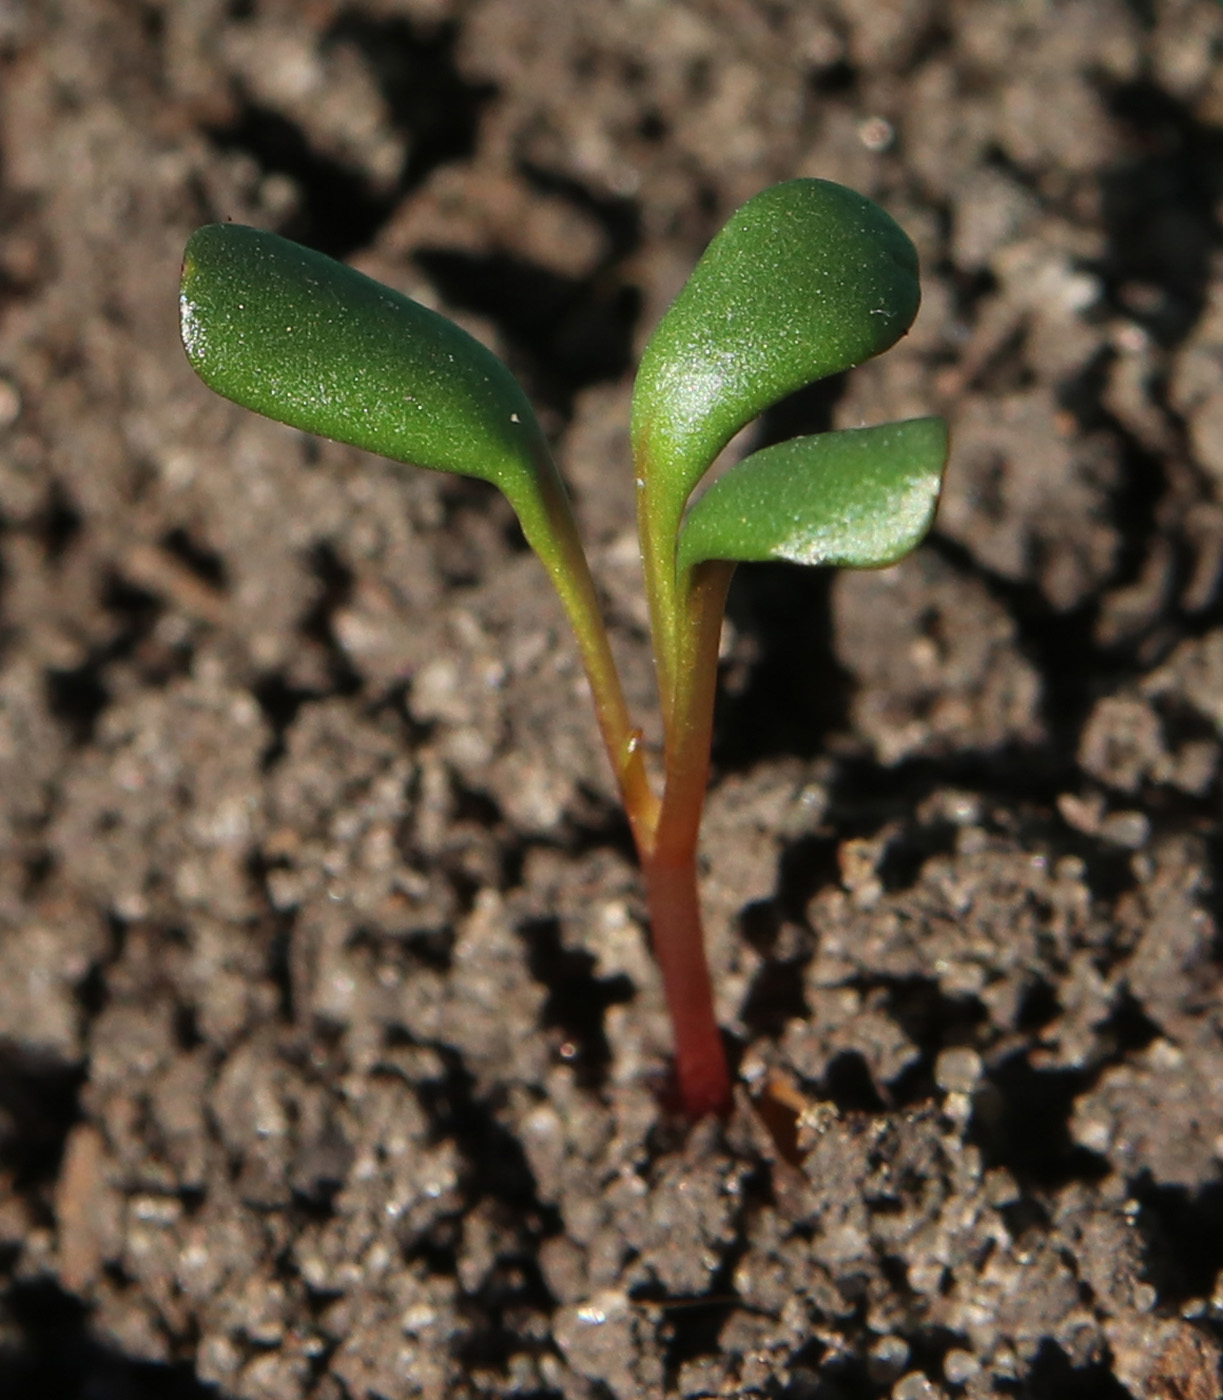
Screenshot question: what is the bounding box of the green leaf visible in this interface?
[632,180,922,524]
[677,417,948,575]
[179,223,554,529]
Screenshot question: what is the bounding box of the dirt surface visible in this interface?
[1,1,1222,1396]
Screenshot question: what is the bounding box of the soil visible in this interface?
[1,1,1222,1397]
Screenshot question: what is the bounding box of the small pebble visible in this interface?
[0,376,20,428]
[984,1166,1021,1207]
[858,115,894,151]
[1099,809,1150,849]
[908,1259,945,1296]
[943,1349,980,1384]
[868,1334,910,1384]
[893,1372,942,1400]
[935,1046,983,1095]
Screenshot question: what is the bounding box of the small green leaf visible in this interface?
[632,179,922,524]
[179,224,643,790]
[179,223,553,528]
[677,417,948,575]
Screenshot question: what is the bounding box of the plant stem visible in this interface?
[525,452,659,852]
[655,561,733,858]
[646,559,736,1117]
[641,850,730,1118]
[637,485,682,730]
[528,451,734,1117]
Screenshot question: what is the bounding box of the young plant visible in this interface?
[180,179,947,1120]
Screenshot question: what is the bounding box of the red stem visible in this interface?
[643,560,736,1117]
[532,435,735,1116]
[642,851,731,1117]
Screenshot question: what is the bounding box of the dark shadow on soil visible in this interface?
[206,101,394,257]
[740,954,810,1040]
[33,481,83,563]
[0,1278,226,1400]
[970,1050,1110,1190]
[250,671,318,768]
[1131,1173,1223,1307]
[452,1249,559,1379]
[717,562,851,769]
[159,528,228,593]
[1097,78,1223,348]
[408,1043,566,1375]
[779,1346,877,1399]
[45,657,111,747]
[517,916,636,1088]
[324,12,496,192]
[298,541,362,699]
[414,1043,554,1220]
[1005,1336,1136,1399]
[45,570,164,746]
[773,835,842,925]
[206,14,495,259]
[925,534,1106,787]
[250,542,363,767]
[0,1042,84,1191]
[627,1164,770,1394]
[413,248,640,410]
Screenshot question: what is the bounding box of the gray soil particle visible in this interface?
[1170,270,1223,493]
[939,389,1121,612]
[1,1,1222,1396]
[833,549,1045,765]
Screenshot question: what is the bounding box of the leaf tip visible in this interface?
[178,229,216,370]
[178,285,203,366]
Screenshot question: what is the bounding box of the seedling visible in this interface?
[180,179,947,1119]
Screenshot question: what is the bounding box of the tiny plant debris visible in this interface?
[180,178,948,1120]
